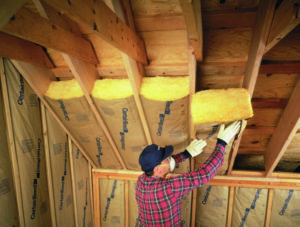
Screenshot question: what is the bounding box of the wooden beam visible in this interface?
[180,0,203,61]
[11,60,97,167]
[0,0,27,29]
[242,0,277,96]
[265,189,274,227]
[63,55,127,169]
[0,32,54,68]
[264,78,300,176]
[92,169,300,189]
[40,103,57,227]
[43,0,147,64]
[228,0,277,175]
[2,7,98,64]
[260,61,300,74]
[226,187,234,227]
[68,138,79,227]
[110,0,152,145]
[252,98,288,109]
[0,58,25,227]
[264,0,300,53]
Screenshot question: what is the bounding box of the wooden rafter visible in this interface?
[0,32,54,68]
[110,0,152,145]
[180,0,203,61]
[264,0,300,53]
[228,0,277,175]
[43,0,148,64]
[10,60,97,167]
[2,7,98,64]
[0,0,27,29]
[264,78,300,177]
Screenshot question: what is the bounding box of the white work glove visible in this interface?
[217,121,241,145]
[186,139,207,157]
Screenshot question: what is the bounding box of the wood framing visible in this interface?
[259,62,300,73]
[63,54,127,169]
[252,98,288,109]
[110,0,152,145]
[265,189,274,227]
[125,180,129,227]
[43,0,148,64]
[11,60,97,167]
[264,0,300,53]
[0,32,54,68]
[93,175,100,227]
[0,58,25,227]
[242,0,277,96]
[264,78,300,177]
[180,0,203,61]
[2,7,98,64]
[0,0,27,29]
[41,103,57,227]
[226,187,234,227]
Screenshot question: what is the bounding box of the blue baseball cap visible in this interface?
[139,144,174,172]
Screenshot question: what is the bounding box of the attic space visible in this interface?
[0,0,300,226]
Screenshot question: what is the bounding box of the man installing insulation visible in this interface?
[136,121,241,227]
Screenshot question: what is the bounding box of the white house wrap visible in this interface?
[4,59,51,226]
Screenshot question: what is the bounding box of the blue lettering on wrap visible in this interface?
[59,143,68,210]
[279,189,294,216]
[157,101,173,136]
[120,108,129,150]
[58,100,70,121]
[202,186,212,205]
[82,178,88,227]
[239,189,262,227]
[31,138,42,220]
[103,180,117,221]
[96,137,103,167]
[18,74,25,105]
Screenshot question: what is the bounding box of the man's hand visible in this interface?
[217,121,241,145]
[186,139,207,157]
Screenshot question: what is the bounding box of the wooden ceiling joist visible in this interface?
[10,60,98,168]
[264,0,300,53]
[43,0,148,65]
[2,7,98,64]
[228,0,277,175]
[264,78,300,177]
[0,0,27,29]
[0,32,54,68]
[180,0,203,61]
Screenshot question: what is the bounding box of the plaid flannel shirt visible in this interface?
[135,140,226,227]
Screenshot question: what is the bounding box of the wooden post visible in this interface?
[0,58,25,227]
[226,187,235,227]
[93,174,100,227]
[125,180,129,227]
[265,189,274,227]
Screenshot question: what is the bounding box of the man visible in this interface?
[136,121,241,227]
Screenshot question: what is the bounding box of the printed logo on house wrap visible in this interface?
[239,189,262,227]
[96,137,103,167]
[279,190,294,216]
[157,101,173,136]
[58,100,70,121]
[0,178,10,195]
[103,180,117,221]
[31,138,42,220]
[59,142,68,210]
[82,178,88,227]
[18,74,25,105]
[120,108,129,150]
[202,186,212,205]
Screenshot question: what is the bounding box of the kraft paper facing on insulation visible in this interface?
[196,186,228,227]
[0,76,19,227]
[4,59,51,226]
[45,109,76,226]
[232,187,268,227]
[44,80,121,169]
[270,189,300,227]
[99,179,125,227]
[92,79,147,170]
[72,143,93,227]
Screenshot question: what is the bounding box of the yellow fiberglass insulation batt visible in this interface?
[140,76,189,101]
[191,88,253,124]
[44,79,84,99]
[92,79,133,100]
